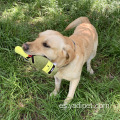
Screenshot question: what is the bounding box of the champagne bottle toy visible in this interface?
[15,46,57,76]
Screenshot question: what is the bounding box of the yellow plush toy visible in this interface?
[15,46,57,76]
[15,46,29,58]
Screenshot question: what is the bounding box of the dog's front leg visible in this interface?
[64,79,79,105]
[50,76,61,96]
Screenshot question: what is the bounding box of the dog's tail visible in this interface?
[65,17,90,31]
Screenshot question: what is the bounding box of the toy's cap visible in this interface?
[15,46,28,58]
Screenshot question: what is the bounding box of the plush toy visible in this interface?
[15,46,57,76]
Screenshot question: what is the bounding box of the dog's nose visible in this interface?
[22,43,29,51]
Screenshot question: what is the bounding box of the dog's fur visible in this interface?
[23,17,98,105]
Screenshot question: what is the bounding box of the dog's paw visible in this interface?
[89,69,94,74]
[87,68,94,75]
[50,90,57,97]
[64,97,72,105]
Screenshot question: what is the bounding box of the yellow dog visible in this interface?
[23,17,98,105]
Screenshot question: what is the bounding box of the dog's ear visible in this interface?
[63,45,75,64]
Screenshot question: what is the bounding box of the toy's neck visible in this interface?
[27,55,35,63]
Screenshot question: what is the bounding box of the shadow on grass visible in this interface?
[0,0,119,46]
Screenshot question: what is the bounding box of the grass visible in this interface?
[0,0,120,119]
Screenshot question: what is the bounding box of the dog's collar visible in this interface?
[71,39,76,52]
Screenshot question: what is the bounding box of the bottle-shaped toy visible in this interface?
[15,46,57,76]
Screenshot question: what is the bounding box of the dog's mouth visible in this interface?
[42,55,50,60]
[23,49,50,60]
[28,54,50,60]
[26,54,51,64]
[22,44,51,60]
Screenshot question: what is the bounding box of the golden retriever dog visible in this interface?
[23,17,98,105]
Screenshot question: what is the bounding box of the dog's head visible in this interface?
[23,30,75,67]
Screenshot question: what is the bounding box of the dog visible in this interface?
[23,17,98,105]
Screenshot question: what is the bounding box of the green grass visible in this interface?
[0,0,120,119]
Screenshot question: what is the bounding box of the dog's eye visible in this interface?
[42,42,50,48]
